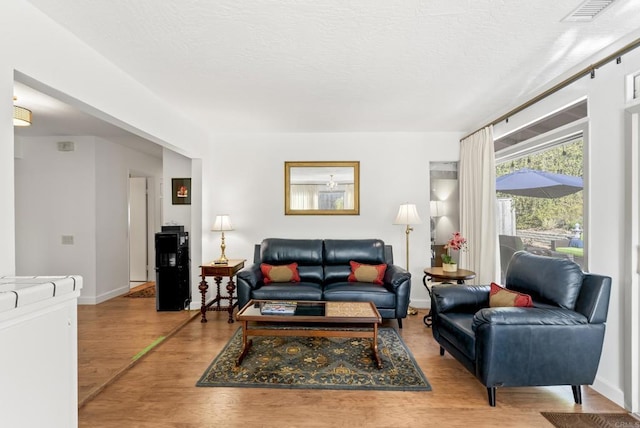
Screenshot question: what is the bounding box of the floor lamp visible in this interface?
[394,203,422,315]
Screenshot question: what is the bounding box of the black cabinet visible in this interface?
[155,227,190,311]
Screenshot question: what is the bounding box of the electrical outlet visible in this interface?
[61,235,74,245]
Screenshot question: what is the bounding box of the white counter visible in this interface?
[0,276,83,428]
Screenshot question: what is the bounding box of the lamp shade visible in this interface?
[394,203,422,225]
[212,215,233,231]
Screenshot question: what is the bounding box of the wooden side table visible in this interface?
[422,267,476,327]
[199,259,245,324]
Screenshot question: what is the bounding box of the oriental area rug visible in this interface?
[541,412,640,428]
[196,327,431,391]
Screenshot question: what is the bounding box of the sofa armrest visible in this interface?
[237,263,263,288]
[236,264,263,309]
[382,264,411,318]
[575,273,611,323]
[384,264,410,289]
[472,307,605,388]
[472,307,588,331]
[431,284,490,314]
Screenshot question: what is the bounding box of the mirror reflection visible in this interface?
[285,161,360,215]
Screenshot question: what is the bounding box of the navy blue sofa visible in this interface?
[236,238,411,327]
[430,251,611,406]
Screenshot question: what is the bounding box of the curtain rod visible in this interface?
[461,36,640,142]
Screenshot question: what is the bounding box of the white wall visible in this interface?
[14,137,97,297]
[95,138,163,302]
[492,33,640,408]
[14,136,162,304]
[162,148,193,231]
[205,132,460,308]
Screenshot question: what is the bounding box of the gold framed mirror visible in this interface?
[284,161,360,215]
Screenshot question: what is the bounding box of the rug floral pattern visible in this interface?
[196,327,431,391]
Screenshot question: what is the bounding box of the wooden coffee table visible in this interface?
[235,300,383,368]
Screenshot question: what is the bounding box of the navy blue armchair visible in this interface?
[430,251,611,406]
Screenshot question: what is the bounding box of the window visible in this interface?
[495,119,587,281]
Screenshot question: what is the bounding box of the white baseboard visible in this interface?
[409,298,430,309]
[78,285,129,305]
[592,375,626,409]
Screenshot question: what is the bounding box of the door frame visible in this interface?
[128,171,157,284]
[625,103,640,412]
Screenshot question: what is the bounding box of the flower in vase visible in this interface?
[441,232,467,265]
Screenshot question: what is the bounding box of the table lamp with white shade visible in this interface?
[211,215,233,265]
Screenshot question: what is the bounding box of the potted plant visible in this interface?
[442,232,467,272]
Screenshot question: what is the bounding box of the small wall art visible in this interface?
[172,178,191,205]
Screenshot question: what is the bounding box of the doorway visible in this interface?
[129,176,148,286]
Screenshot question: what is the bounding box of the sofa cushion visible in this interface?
[348,261,387,285]
[260,239,324,284]
[490,283,532,308]
[251,282,323,302]
[323,282,396,308]
[323,239,386,265]
[260,263,300,284]
[506,251,584,310]
[260,238,323,264]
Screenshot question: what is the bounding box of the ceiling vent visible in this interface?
[562,0,616,22]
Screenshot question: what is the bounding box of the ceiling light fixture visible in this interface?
[326,175,338,189]
[13,96,32,127]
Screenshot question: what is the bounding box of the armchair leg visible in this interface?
[572,385,582,404]
[439,346,445,356]
[397,318,403,329]
[487,387,496,407]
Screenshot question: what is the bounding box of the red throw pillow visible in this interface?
[260,263,301,284]
[489,282,533,307]
[348,261,387,285]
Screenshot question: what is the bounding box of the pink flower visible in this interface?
[444,232,467,252]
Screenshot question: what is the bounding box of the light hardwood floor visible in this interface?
[77,285,196,405]
[78,300,625,428]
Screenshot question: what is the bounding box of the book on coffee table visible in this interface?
[260,301,297,315]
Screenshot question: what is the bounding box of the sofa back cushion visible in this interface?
[323,239,386,284]
[505,251,584,310]
[260,239,324,284]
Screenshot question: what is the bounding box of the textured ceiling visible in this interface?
[19,0,640,134]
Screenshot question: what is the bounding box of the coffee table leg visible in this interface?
[236,321,253,366]
[372,323,383,369]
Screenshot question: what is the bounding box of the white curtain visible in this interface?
[459,126,498,284]
[343,184,354,208]
[290,185,318,209]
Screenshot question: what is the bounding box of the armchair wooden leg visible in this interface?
[487,387,496,407]
[572,385,582,404]
[439,346,445,356]
[397,318,403,329]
